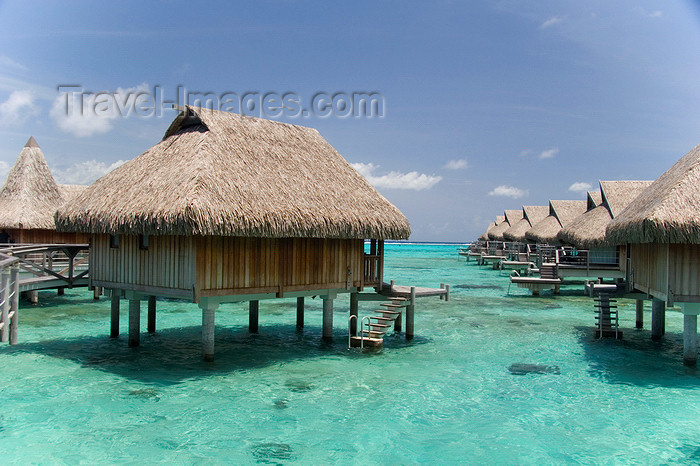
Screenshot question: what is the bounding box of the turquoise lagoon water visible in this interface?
[2,243,700,464]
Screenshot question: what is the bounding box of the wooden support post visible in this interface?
[110,291,120,338]
[9,264,18,345]
[200,299,219,362]
[128,299,140,348]
[27,290,38,304]
[445,284,450,302]
[406,286,416,340]
[296,297,304,328]
[349,292,358,336]
[651,298,665,341]
[249,300,259,333]
[147,296,156,334]
[322,297,333,341]
[440,283,445,300]
[394,307,402,333]
[57,287,65,296]
[93,286,101,300]
[683,310,698,367]
[1,268,9,342]
[635,299,644,329]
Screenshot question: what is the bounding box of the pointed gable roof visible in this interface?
[0,137,64,230]
[607,144,700,244]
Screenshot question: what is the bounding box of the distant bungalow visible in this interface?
[558,181,652,266]
[0,137,87,244]
[525,200,587,245]
[56,106,411,360]
[502,205,549,242]
[607,144,700,366]
[488,209,521,241]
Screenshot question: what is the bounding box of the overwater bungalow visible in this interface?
[525,200,587,246]
[502,205,549,243]
[557,180,652,276]
[55,106,411,360]
[606,144,700,366]
[487,210,520,241]
[0,137,88,245]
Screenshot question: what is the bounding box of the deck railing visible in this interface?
[0,255,20,345]
[363,254,382,287]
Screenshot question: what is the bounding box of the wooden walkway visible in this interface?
[378,282,450,300]
[0,244,90,346]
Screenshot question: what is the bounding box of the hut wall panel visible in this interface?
[196,237,364,296]
[630,243,668,299]
[669,244,700,300]
[92,234,195,293]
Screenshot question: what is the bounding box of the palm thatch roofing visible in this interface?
[588,191,602,210]
[525,200,587,244]
[56,106,410,239]
[0,137,67,230]
[558,180,652,248]
[503,205,549,241]
[607,144,700,244]
[488,210,521,240]
[59,184,88,202]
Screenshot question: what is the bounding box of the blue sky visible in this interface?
[1,1,699,242]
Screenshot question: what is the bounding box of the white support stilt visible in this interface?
[200,298,219,362]
[681,303,700,367]
[406,286,416,340]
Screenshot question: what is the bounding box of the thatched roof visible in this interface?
[558,180,652,248]
[0,137,65,230]
[59,184,88,202]
[525,200,587,244]
[588,191,602,210]
[503,205,549,241]
[56,106,410,239]
[488,210,521,240]
[607,144,700,244]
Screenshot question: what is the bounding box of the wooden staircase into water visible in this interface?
[349,297,408,348]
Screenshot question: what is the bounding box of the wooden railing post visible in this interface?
[1,267,9,342]
[9,263,19,344]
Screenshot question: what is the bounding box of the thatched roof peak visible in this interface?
[0,138,65,230]
[56,106,411,239]
[524,200,587,244]
[607,144,700,244]
[503,205,549,242]
[25,136,39,148]
[558,180,652,248]
[587,191,602,210]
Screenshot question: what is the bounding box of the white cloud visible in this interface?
[52,159,127,185]
[568,181,592,193]
[488,185,528,198]
[352,162,442,190]
[539,147,559,159]
[0,90,40,125]
[444,159,468,170]
[0,56,28,71]
[50,83,150,137]
[540,16,565,29]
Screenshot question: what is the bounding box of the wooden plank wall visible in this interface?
[92,234,195,292]
[669,243,700,300]
[630,243,668,299]
[6,228,90,244]
[196,237,365,297]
